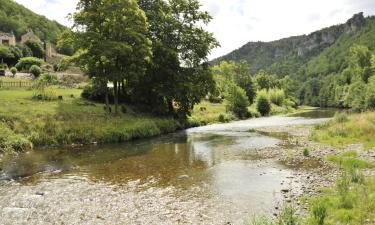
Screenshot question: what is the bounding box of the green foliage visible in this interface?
[312,112,375,148]
[39,73,58,85]
[0,88,179,148]
[256,90,271,116]
[56,56,74,72]
[304,152,375,225]
[268,88,285,106]
[10,67,17,76]
[0,45,13,59]
[15,57,44,71]
[311,199,328,225]
[0,122,31,154]
[0,45,23,66]
[326,151,374,170]
[303,147,310,157]
[213,60,256,103]
[226,84,250,119]
[346,81,367,112]
[73,0,152,114]
[81,78,108,101]
[32,82,57,100]
[253,70,279,90]
[0,0,66,43]
[277,205,299,225]
[218,114,225,123]
[29,65,42,77]
[56,30,75,56]
[366,76,375,109]
[24,40,45,59]
[214,14,375,112]
[334,112,349,123]
[190,101,235,125]
[131,0,218,119]
[299,78,321,106]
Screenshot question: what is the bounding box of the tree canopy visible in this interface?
[73,0,152,114]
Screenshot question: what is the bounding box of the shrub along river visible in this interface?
[0,109,337,225]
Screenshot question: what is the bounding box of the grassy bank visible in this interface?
[0,87,326,154]
[189,100,302,126]
[0,88,178,153]
[311,111,375,148]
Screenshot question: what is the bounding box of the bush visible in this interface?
[24,40,45,58]
[39,73,58,85]
[256,91,271,116]
[15,57,44,71]
[268,88,285,106]
[218,114,225,123]
[226,84,250,119]
[10,67,17,76]
[32,83,57,101]
[29,65,42,77]
[0,123,32,153]
[57,56,72,71]
[42,64,53,72]
[208,94,223,103]
[81,78,108,101]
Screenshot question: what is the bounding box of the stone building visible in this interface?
[0,32,16,46]
[21,29,42,44]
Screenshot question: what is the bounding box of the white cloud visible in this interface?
[14,0,78,26]
[14,0,375,59]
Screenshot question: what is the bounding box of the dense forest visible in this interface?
[0,0,66,43]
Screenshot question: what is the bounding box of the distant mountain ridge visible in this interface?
[0,0,67,44]
[214,13,374,79]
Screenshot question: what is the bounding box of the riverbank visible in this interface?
[0,88,180,155]
[0,108,337,225]
[0,88,308,155]
[247,111,375,224]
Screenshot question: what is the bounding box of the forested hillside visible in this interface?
[215,13,371,79]
[214,12,375,110]
[0,0,66,43]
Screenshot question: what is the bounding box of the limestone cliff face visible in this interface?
[215,13,368,74]
[297,13,365,56]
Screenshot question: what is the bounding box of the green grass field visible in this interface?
[189,101,235,125]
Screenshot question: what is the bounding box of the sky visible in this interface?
[14,0,375,59]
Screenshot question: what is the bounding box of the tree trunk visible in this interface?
[121,80,126,96]
[105,86,110,113]
[113,80,119,114]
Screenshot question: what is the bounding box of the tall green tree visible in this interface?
[213,60,256,104]
[135,0,219,119]
[73,0,152,114]
[347,45,372,83]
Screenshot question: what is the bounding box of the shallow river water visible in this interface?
[0,109,336,225]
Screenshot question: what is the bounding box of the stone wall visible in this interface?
[0,32,16,46]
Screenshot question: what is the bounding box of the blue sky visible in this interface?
[14,0,375,59]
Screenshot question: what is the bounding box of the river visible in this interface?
[0,109,336,225]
